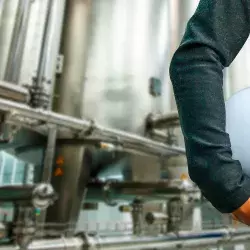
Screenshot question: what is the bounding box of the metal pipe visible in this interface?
[4,0,32,83]
[0,98,185,157]
[31,0,55,109]
[147,112,179,130]
[0,0,19,79]
[31,0,66,109]
[131,199,143,235]
[0,237,84,250]
[45,0,67,110]
[37,126,57,236]
[93,235,250,250]
[148,130,169,142]
[0,80,29,103]
[27,237,83,250]
[45,0,92,236]
[42,126,57,182]
[0,229,250,250]
[87,180,197,197]
[0,183,56,209]
[35,0,54,89]
[0,185,35,201]
[85,178,199,204]
[87,229,250,250]
[145,212,168,225]
[0,0,5,25]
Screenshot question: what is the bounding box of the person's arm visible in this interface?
[170,0,250,215]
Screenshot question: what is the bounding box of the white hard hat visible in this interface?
[226,87,250,176]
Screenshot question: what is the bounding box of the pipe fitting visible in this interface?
[32,183,57,209]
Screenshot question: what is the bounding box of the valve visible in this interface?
[32,183,57,210]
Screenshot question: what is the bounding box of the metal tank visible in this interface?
[80,0,195,130]
[48,0,200,229]
[53,0,250,236]
[46,0,203,236]
[82,0,171,132]
[82,0,181,182]
[48,0,180,234]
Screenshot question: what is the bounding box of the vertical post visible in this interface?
[0,0,5,25]
[167,198,183,232]
[30,0,66,109]
[192,205,202,231]
[42,126,57,183]
[35,0,54,90]
[13,202,35,248]
[4,0,33,83]
[131,199,144,236]
[160,202,168,234]
[46,0,92,236]
[36,126,57,236]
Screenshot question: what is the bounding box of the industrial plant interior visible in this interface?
[0,0,250,250]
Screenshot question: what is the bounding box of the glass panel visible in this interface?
[14,161,25,184]
[2,153,13,185]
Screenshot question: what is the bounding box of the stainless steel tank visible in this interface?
[51,0,201,235]
[49,0,176,234]
[81,0,193,183]
[82,0,188,132]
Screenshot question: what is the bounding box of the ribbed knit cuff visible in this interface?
[232,198,250,225]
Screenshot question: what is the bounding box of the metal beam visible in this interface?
[0,98,185,157]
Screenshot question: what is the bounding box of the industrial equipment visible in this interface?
[0,0,249,250]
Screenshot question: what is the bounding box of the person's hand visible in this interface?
[232,198,250,225]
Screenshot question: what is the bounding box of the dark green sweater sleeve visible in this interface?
[170,0,250,213]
